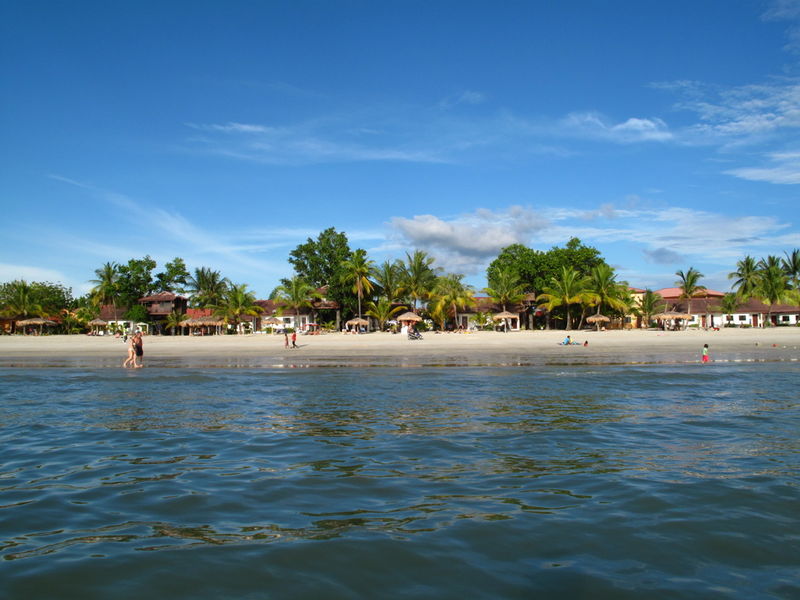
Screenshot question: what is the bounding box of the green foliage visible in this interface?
[401,250,439,310]
[587,264,629,317]
[637,290,665,327]
[154,257,190,293]
[212,283,263,333]
[116,256,157,308]
[340,248,375,319]
[0,280,73,319]
[371,260,405,303]
[288,227,353,313]
[486,237,606,296]
[728,256,759,300]
[365,297,403,330]
[273,276,320,319]
[537,266,594,330]
[187,267,229,308]
[123,304,149,323]
[483,267,525,311]
[430,274,475,329]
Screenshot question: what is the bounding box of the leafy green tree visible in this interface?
[431,273,475,330]
[782,248,800,290]
[0,281,44,328]
[213,283,263,334]
[116,256,157,309]
[537,266,593,330]
[90,262,121,319]
[675,267,705,329]
[186,267,229,308]
[728,255,760,300]
[484,267,525,312]
[288,227,353,313]
[340,249,375,320]
[719,293,739,326]
[486,244,548,294]
[123,304,149,324]
[365,297,403,331]
[401,250,439,312]
[155,257,190,293]
[272,276,320,325]
[372,260,405,303]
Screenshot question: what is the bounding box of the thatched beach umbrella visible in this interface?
[88,318,108,335]
[396,311,422,322]
[493,311,518,332]
[586,313,611,331]
[654,311,690,330]
[346,317,369,332]
[16,317,56,335]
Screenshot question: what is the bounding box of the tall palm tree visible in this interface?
[187,267,229,308]
[675,267,705,329]
[782,248,800,290]
[89,262,120,320]
[165,310,186,336]
[637,289,664,329]
[484,267,525,331]
[340,249,375,320]
[587,264,629,320]
[756,265,791,326]
[401,250,438,312]
[431,274,475,330]
[365,297,403,331]
[728,255,759,300]
[212,283,263,334]
[758,255,782,271]
[537,267,592,330]
[719,293,739,327]
[273,276,320,329]
[371,260,405,303]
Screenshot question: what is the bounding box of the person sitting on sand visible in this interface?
[562,335,572,345]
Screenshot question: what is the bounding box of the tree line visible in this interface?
[1,228,798,333]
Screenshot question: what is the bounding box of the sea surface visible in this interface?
[0,362,798,599]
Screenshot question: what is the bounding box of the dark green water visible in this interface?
[1,364,798,599]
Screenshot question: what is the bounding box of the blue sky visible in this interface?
[2,0,800,298]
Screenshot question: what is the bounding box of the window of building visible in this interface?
[739,315,747,321]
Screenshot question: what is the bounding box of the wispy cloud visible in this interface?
[726,150,800,183]
[560,112,673,143]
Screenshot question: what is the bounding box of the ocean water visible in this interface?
[0,363,798,599]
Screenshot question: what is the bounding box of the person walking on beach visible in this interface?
[701,343,710,364]
[291,331,297,349]
[284,332,289,349]
[122,333,136,368]
[133,332,144,368]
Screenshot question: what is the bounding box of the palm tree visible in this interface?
[187,267,229,308]
[273,276,320,329]
[675,267,705,329]
[636,290,664,329]
[212,283,263,334]
[89,262,120,320]
[755,265,791,326]
[401,250,438,312]
[340,249,375,321]
[431,274,475,330]
[484,267,526,331]
[371,260,405,304]
[165,310,186,336]
[728,255,759,300]
[537,267,593,330]
[0,280,44,332]
[366,297,404,331]
[758,255,782,271]
[587,264,629,325]
[719,293,739,327]
[782,248,800,290]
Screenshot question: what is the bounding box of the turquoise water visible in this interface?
[1,364,798,599]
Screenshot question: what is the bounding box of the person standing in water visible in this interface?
[122,333,136,368]
[133,332,144,368]
[701,343,710,364]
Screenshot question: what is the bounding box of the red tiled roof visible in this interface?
[186,308,213,318]
[655,287,725,299]
[139,292,187,302]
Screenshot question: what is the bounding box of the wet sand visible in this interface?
[1,328,799,368]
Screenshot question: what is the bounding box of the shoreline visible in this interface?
[1,329,799,368]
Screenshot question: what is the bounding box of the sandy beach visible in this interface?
[1,328,799,367]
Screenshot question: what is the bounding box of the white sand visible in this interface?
[2,328,799,365]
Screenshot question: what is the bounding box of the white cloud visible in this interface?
[560,112,673,142]
[726,150,800,183]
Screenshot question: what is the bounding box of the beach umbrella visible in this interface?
[396,311,422,322]
[346,317,369,326]
[586,314,611,331]
[87,318,108,335]
[16,317,56,335]
[492,311,517,320]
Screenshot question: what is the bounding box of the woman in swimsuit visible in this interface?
[123,333,136,368]
[134,332,144,368]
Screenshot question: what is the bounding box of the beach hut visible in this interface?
[345,317,369,333]
[16,317,57,335]
[87,318,108,335]
[492,311,518,332]
[654,311,690,331]
[586,314,611,331]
